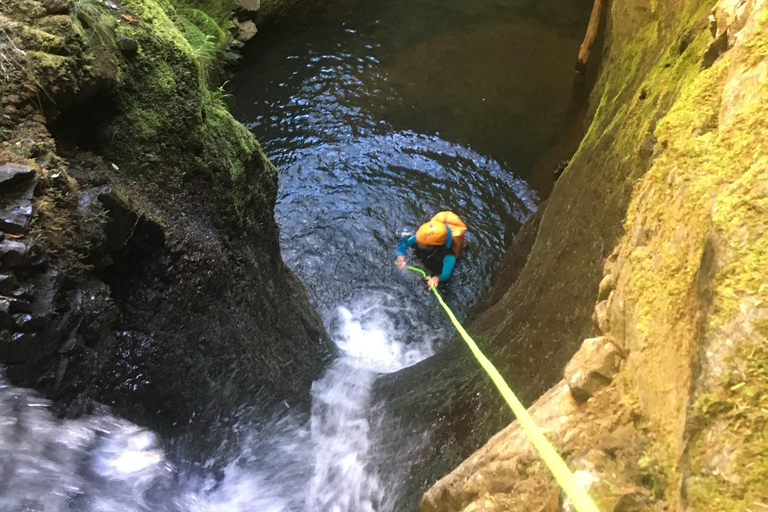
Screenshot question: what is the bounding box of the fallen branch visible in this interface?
[575,0,607,78]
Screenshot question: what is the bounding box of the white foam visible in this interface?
[0,295,435,512]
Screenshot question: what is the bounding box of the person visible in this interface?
[396,211,467,288]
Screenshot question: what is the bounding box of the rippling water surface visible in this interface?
[231,0,592,316]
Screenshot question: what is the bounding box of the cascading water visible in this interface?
[0,293,438,512]
[178,293,440,512]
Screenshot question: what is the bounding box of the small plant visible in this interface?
[638,449,669,499]
[73,0,117,50]
[176,8,226,82]
[192,33,218,68]
[0,28,26,80]
[178,8,226,44]
[211,80,233,109]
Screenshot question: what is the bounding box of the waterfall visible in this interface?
[0,294,436,512]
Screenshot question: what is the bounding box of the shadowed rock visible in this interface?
[0,239,29,267]
[0,163,35,189]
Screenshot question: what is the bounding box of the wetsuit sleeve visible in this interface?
[438,254,456,281]
[397,236,417,256]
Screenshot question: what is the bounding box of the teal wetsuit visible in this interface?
[397,228,456,281]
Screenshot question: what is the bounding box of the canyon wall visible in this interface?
[419,0,768,510]
[0,0,333,443]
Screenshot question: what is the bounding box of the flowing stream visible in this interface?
[0,296,436,512]
[0,0,592,509]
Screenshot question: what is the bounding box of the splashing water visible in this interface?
[179,294,436,512]
[0,381,174,512]
[0,295,435,512]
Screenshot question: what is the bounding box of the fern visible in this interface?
[176,8,227,82]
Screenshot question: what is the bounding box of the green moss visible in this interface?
[200,94,258,181]
[621,6,768,507]
[93,0,278,230]
[578,0,728,345]
[561,2,768,511]
[623,51,732,340]
[686,331,768,510]
[110,0,203,150]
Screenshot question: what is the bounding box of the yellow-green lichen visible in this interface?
[610,1,768,509]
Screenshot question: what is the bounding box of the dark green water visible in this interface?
[230,0,591,320]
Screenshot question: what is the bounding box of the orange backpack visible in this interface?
[416,211,467,256]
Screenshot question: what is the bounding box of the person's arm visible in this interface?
[437,254,456,281]
[397,236,416,256]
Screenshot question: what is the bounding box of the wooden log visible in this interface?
[575,0,607,77]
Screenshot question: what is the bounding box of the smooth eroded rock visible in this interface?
[235,20,258,42]
[597,273,614,301]
[117,35,138,54]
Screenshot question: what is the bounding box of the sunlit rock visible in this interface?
[564,336,623,401]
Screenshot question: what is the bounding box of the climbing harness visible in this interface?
[406,266,601,512]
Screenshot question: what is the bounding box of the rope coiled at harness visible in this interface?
[406,266,601,512]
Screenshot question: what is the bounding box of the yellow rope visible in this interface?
[406,266,601,512]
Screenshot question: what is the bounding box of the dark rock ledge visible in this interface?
[0,0,333,449]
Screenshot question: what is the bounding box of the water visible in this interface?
[0,0,592,508]
[0,297,435,512]
[0,379,174,512]
[230,0,592,318]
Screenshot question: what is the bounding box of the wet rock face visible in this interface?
[0,0,333,441]
[0,163,36,187]
[0,163,37,236]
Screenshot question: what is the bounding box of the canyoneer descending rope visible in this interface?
[396,211,467,288]
[401,265,603,512]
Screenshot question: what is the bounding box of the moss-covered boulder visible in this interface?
[0,0,333,443]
